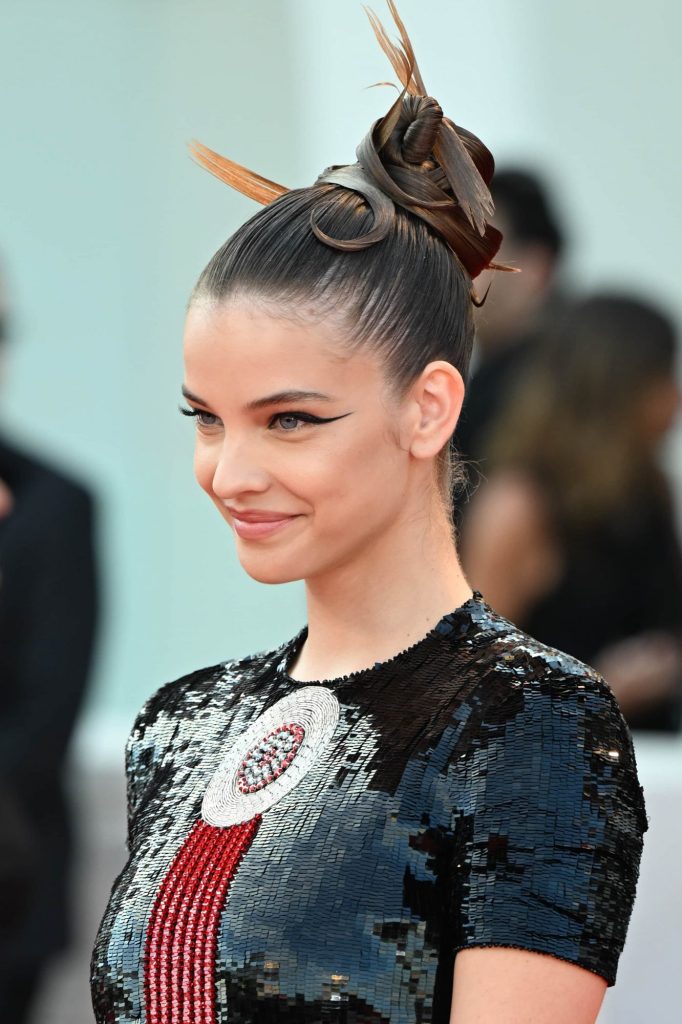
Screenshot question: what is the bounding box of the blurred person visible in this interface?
[0,464,38,950]
[453,167,568,473]
[0,269,100,1021]
[91,5,647,1023]
[461,292,682,732]
[0,476,11,518]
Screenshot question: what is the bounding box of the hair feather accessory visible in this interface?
[187,139,287,205]
[188,0,518,296]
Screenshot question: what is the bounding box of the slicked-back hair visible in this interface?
[191,182,476,526]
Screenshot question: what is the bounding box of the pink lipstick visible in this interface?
[227,510,301,540]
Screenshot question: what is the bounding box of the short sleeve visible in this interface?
[123,674,193,851]
[122,657,249,851]
[449,667,649,986]
[123,688,171,852]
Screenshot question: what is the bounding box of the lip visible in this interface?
[228,511,301,540]
[225,507,298,522]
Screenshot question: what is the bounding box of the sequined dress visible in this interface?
[90,590,649,1023]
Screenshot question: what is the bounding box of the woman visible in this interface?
[461,293,682,733]
[90,4,648,1022]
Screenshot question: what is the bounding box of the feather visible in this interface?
[365,80,401,91]
[374,81,410,152]
[364,2,495,241]
[384,0,427,94]
[187,139,288,206]
[360,2,425,99]
[453,122,495,185]
[433,120,494,235]
[364,6,413,93]
[186,0,514,281]
[363,2,425,96]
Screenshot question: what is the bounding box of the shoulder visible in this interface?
[0,435,92,502]
[450,597,650,850]
[447,602,649,986]
[126,634,296,754]
[467,595,626,711]
[471,600,645,770]
[123,634,298,842]
[2,439,96,538]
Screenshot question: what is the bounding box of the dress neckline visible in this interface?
[275,589,485,688]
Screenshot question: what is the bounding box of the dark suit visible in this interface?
[0,432,99,1016]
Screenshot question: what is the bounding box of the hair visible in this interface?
[192,186,478,525]
[481,292,679,534]
[490,167,565,261]
[188,1,514,534]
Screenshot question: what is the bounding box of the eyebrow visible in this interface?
[181,385,336,410]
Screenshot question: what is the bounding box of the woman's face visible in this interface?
[182,299,433,585]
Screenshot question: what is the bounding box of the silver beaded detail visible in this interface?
[202,686,340,827]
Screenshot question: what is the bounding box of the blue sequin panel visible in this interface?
[90,592,648,1022]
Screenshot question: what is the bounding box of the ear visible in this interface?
[402,360,465,460]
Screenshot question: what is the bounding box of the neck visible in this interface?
[289,505,473,682]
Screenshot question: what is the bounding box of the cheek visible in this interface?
[194,445,217,495]
[189,420,407,528]
[309,423,407,523]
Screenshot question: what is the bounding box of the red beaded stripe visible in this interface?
[143,815,261,1024]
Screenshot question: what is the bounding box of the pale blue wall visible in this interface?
[0,1,308,747]
[1,0,681,751]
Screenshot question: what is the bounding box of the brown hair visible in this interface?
[482,292,679,533]
[188,1,515,531]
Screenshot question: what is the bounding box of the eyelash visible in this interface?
[178,406,329,433]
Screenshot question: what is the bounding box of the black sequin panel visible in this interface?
[90,591,649,1023]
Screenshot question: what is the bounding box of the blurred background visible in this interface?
[0,1,680,1021]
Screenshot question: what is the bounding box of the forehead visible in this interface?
[183,300,385,402]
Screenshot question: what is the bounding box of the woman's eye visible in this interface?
[179,405,348,433]
[269,412,320,432]
[178,405,220,428]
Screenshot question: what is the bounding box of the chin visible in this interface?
[236,552,307,586]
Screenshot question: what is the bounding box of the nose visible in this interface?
[209,437,270,501]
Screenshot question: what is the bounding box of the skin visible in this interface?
[451,947,607,1023]
[182,297,610,1022]
[182,298,472,679]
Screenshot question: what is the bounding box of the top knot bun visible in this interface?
[188,0,518,294]
[312,1,517,288]
[392,95,443,167]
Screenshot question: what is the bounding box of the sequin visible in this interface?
[90,590,649,1023]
